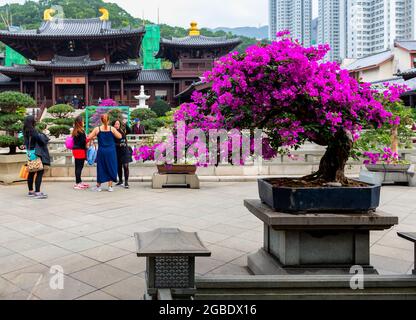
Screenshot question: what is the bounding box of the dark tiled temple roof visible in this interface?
[160,35,241,47]
[0,58,141,77]
[133,69,174,84]
[0,73,12,83]
[0,64,39,76]
[0,18,144,39]
[98,63,141,74]
[29,55,106,70]
[396,67,416,80]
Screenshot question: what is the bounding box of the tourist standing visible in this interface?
[88,114,122,192]
[113,119,132,189]
[132,118,146,135]
[72,116,89,190]
[23,115,50,199]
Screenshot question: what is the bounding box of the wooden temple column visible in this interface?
[120,78,124,104]
[106,80,110,99]
[34,80,38,106]
[85,74,89,106]
[20,79,23,93]
[52,76,56,105]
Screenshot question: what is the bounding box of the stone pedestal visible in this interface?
[0,154,27,184]
[359,166,416,187]
[152,173,200,189]
[245,199,398,275]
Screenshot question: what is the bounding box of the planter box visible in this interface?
[366,163,411,172]
[0,154,27,184]
[258,178,380,213]
[157,164,197,175]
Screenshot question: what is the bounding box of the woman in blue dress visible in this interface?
[88,114,122,192]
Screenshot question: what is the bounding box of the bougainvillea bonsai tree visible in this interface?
[172,31,396,186]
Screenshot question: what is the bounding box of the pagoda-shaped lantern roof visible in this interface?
[156,22,241,62]
[135,228,211,257]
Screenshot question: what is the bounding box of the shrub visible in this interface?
[41,118,56,124]
[48,125,71,138]
[36,122,47,131]
[142,118,165,133]
[0,135,21,148]
[130,108,158,121]
[0,91,35,113]
[0,91,35,154]
[0,113,24,133]
[150,99,171,117]
[47,104,74,119]
[52,118,74,126]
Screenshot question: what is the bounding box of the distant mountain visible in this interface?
[212,26,269,40]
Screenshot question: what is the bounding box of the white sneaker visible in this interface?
[108,186,114,192]
[92,186,102,192]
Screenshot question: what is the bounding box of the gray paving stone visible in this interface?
[30,275,96,300]
[101,276,146,300]
[105,254,146,275]
[20,245,72,263]
[43,253,100,275]
[76,290,118,300]
[0,254,37,275]
[71,264,131,289]
[80,245,130,263]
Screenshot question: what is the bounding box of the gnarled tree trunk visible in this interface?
[305,131,352,185]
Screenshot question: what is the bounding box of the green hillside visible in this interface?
[0,0,260,53]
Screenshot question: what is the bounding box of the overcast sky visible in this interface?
[1,0,319,29]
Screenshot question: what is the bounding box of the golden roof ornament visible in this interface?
[189,21,200,36]
[99,8,109,21]
[43,8,56,21]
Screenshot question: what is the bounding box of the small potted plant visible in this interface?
[364,148,411,172]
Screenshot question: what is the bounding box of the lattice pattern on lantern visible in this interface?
[154,256,190,288]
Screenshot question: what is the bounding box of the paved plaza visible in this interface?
[0,181,415,300]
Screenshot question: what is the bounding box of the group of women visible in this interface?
[22,113,133,198]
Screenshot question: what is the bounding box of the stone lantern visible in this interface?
[135,228,211,300]
[134,85,150,109]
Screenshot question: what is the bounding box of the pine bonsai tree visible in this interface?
[0,91,36,154]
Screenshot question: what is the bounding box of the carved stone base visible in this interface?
[244,199,398,275]
[152,173,200,189]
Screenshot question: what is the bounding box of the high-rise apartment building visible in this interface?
[269,0,278,40]
[346,0,416,58]
[269,0,312,46]
[316,0,416,61]
[318,0,347,62]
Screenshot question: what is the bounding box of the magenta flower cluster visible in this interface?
[363,147,399,165]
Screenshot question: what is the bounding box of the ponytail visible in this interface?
[101,114,109,130]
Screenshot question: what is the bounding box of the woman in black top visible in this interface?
[113,119,132,189]
[72,116,89,190]
[23,115,50,199]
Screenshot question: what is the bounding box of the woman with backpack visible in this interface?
[113,118,132,189]
[23,115,50,199]
[71,116,89,190]
[88,113,122,192]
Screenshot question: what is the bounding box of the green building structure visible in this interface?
[5,46,26,66]
[142,25,161,70]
